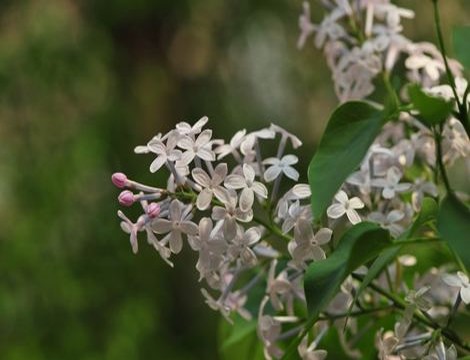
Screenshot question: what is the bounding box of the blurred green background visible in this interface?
[0,1,468,359]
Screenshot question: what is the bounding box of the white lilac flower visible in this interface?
[276,184,311,220]
[144,131,183,173]
[442,118,470,162]
[270,124,303,149]
[263,155,300,182]
[201,287,251,322]
[405,53,444,82]
[327,190,364,224]
[375,329,399,360]
[405,286,432,311]
[423,340,457,360]
[240,128,276,156]
[224,164,268,212]
[214,129,246,160]
[175,116,208,136]
[191,163,228,210]
[428,77,469,107]
[152,199,198,254]
[188,218,227,280]
[178,129,216,165]
[212,189,253,240]
[411,178,438,211]
[118,210,145,254]
[134,133,163,154]
[371,166,411,199]
[228,226,262,266]
[314,8,347,49]
[289,218,332,264]
[442,272,470,304]
[298,335,328,360]
[281,200,312,234]
[368,210,405,237]
[298,1,316,49]
[266,260,294,312]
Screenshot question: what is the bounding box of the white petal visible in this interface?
[327,204,345,219]
[177,136,193,150]
[382,187,395,199]
[458,271,469,285]
[244,227,261,245]
[264,166,282,182]
[388,210,404,223]
[134,145,150,154]
[147,140,166,154]
[198,217,213,241]
[213,163,228,184]
[192,168,211,187]
[225,175,246,189]
[239,188,254,212]
[196,189,213,210]
[283,166,299,181]
[152,219,173,234]
[169,231,183,254]
[252,182,268,199]
[149,155,167,173]
[243,164,256,182]
[315,228,332,245]
[334,190,348,204]
[346,209,362,225]
[442,274,462,287]
[460,287,470,304]
[292,184,311,198]
[349,197,364,209]
[263,157,279,165]
[197,147,215,161]
[196,129,212,147]
[180,221,198,235]
[282,154,298,165]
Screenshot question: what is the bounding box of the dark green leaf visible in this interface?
[453,26,470,69]
[308,101,386,219]
[408,84,454,126]
[281,223,391,360]
[219,315,263,360]
[344,197,438,325]
[437,194,470,269]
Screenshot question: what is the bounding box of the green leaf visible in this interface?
[344,197,438,325]
[281,222,391,360]
[453,26,470,69]
[219,315,263,360]
[308,101,386,219]
[437,194,470,270]
[408,84,454,126]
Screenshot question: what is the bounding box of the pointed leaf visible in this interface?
[437,194,470,269]
[308,101,386,219]
[453,26,470,69]
[408,84,454,126]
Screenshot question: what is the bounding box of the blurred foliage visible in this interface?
[0,0,468,359]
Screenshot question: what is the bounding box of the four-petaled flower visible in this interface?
[192,163,228,210]
[371,166,411,199]
[263,155,300,182]
[152,200,198,254]
[145,131,182,173]
[224,164,268,212]
[290,218,332,264]
[327,190,364,224]
[178,129,215,165]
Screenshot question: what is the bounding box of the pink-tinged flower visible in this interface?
[298,335,328,360]
[442,272,470,304]
[118,190,135,207]
[228,226,262,266]
[371,166,411,199]
[297,2,316,49]
[151,200,198,254]
[327,190,364,224]
[146,131,182,173]
[289,218,332,264]
[178,129,215,165]
[212,189,253,240]
[191,163,228,210]
[263,155,299,182]
[112,172,128,188]
[175,116,208,136]
[146,202,161,219]
[368,210,405,237]
[117,210,144,254]
[224,164,268,212]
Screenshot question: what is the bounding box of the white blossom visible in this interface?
[224,164,268,212]
[327,190,364,224]
[178,129,216,165]
[371,166,411,199]
[263,155,300,182]
[191,163,228,210]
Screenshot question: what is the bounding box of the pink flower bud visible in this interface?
[112,172,128,188]
[118,190,135,207]
[147,202,161,218]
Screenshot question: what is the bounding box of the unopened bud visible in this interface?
[118,190,135,206]
[147,202,161,218]
[112,172,128,188]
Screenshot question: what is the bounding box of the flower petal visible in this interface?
[196,188,213,210]
[192,168,211,187]
[334,190,348,204]
[327,204,345,219]
[150,155,167,173]
[252,182,268,199]
[239,187,254,212]
[224,174,246,189]
[264,166,281,182]
[346,209,362,225]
